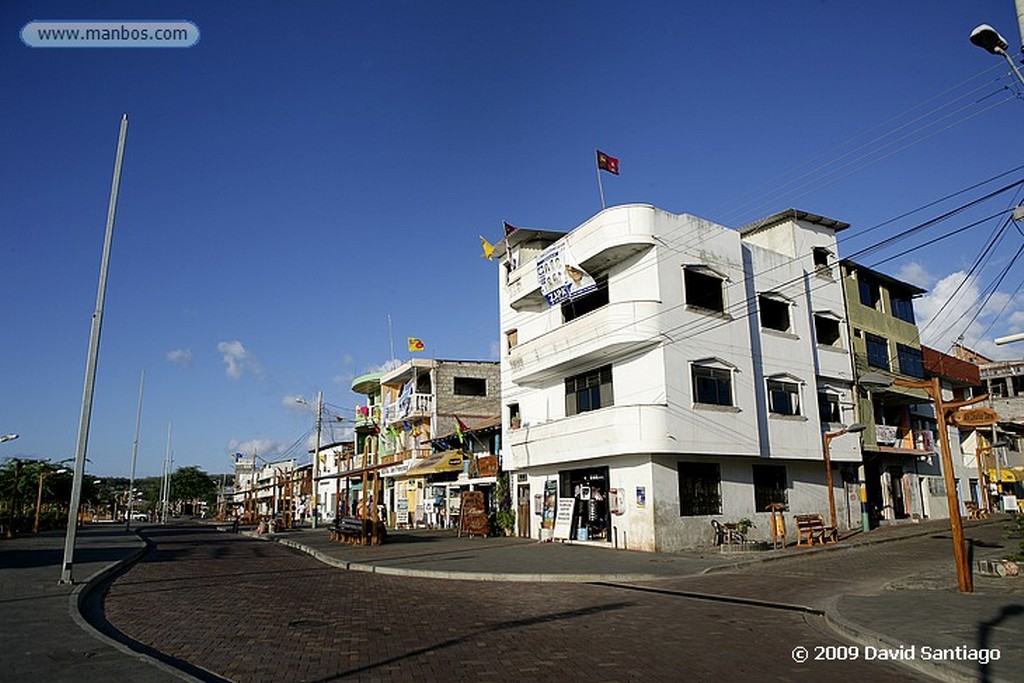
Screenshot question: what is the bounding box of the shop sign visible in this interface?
[477,455,499,478]
[876,424,899,446]
[949,407,1000,428]
[541,480,557,530]
[380,461,410,478]
[636,486,646,509]
[552,498,576,541]
[536,242,596,306]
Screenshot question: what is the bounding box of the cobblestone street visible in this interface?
[102,527,919,682]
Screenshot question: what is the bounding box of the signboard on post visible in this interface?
[949,407,1000,428]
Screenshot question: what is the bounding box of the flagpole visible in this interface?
[387,314,395,361]
[595,149,606,209]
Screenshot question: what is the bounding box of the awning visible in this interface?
[988,468,1023,483]
[404,451,465,477]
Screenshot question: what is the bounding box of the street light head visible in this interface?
[55,468,68,475]
[846,423,867,434]
[0,433,19,443]
[970,24,1009,55]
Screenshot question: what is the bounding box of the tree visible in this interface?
[170,466,217,507]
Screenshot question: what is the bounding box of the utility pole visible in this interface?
[126,370,145,531]
[311,390,323,528]
[60,114,128,585]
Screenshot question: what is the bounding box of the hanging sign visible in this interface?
[536,243,597,306]
[949,407,1000,428]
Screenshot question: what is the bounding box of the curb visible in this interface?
[68,530,218,683]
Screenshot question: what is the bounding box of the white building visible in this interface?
[497,205,860,551]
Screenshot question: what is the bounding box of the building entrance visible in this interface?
[559,466,610,542]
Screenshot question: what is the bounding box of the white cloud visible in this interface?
[217,340,262,380]
[488,339,500,361]
[914,270,1024,360]
[366,358,403,374]
[226,437,287,459]
[166,348,192,368]
[282,394,309,412]
[894,261,934,289]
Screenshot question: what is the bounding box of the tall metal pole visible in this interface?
[822,433,839,532]
[125,370,145,531]
[311,390,323,529]
[161,423,172,522]
[60,114,129,584]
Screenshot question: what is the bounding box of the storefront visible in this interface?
[559,466,611,542]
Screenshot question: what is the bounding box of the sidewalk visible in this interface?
[251,516,1024,683]
[0,525,198,683]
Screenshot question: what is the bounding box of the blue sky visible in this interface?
[4,1,1024,477]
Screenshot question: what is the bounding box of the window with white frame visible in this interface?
[767,377,801,416]
[564,365,613,416]
[818,390,842,424]
[692,360,735,407]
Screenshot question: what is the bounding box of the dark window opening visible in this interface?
[685,268,725,313]
[814,315,841,346]
[891,296,915,324]
[896,344,924,379]
[562,275,609,322]
[767,379,800,416]
[508,403,521,429]
[759,295,790,332]
[693,365,733,406]
[818,392,841,423]
[416,373,432,394]
[454,377,487,396]
[753,465,788,511]
[678,462,722,516]
[565,365,613,416]
[859,278,881,309]
[866,333,889,370]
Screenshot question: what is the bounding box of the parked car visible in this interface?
[131,512,149,522]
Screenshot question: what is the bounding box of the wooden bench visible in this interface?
[794,514,837,547]
[330,517,387,544]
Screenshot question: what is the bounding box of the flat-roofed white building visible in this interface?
[498,205,859,551]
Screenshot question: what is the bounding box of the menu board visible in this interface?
[459,490,489,537]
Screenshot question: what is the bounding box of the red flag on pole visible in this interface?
[596,150,620,175]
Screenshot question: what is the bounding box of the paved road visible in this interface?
[102,526,922,682]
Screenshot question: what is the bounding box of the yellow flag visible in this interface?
[479,235,495,260]
[408,337,425,352]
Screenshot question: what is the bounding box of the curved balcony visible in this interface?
[508,300,663,385]
[507,205,657,311]
[506,404,673,469]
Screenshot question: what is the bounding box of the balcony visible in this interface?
[873,424,935,455]
[506,205,656,311]
[508,300,662,385]
[354,405,381,430]
[506,404,674,469]
[384,393,433,424]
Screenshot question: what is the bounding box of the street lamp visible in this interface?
[34,467,67,534]
[296,392,324,528]
[859,372,988,593]
[822,423,866,534]
[970,24,1024,86]
[1,434,19,444]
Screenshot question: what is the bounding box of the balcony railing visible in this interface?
[874,425,935,452]
[384,393,433,424]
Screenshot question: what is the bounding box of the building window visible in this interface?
[818,391,842,423]
[858,277,881,310]
[505,329,518,354]
[565,365,613,416]
[692,364,733,407]
[453,377,487,396]
[814,314,842,346]
[866,333,889,370]
[678,462,722,516]
[767,379,801,416]
[759,295,790,332]
[891,296,915,324]
[684,267,725,313]
[813,247,832,276]
[508,403,521,429]
[896,344,924,379]
[562,275,609,322]
[753,465,788,511]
